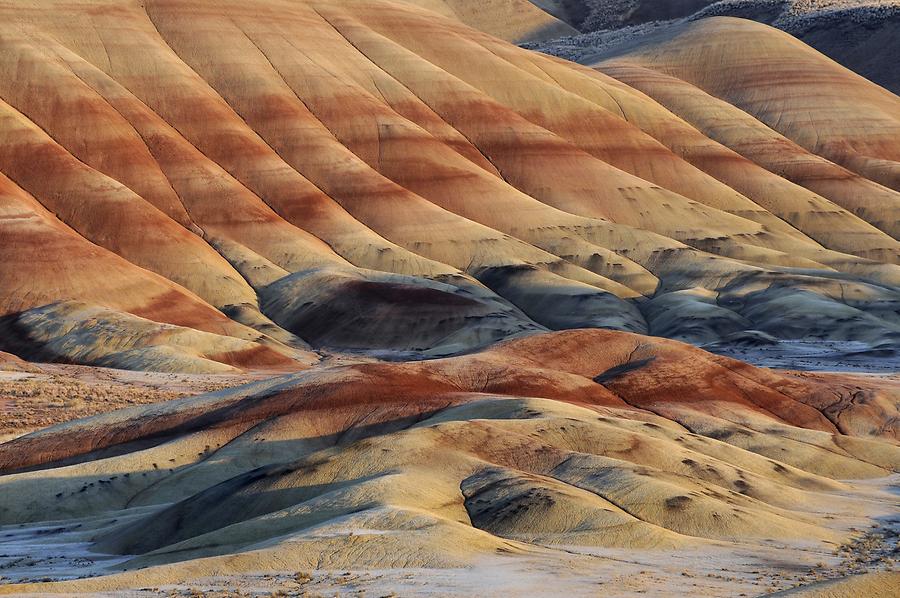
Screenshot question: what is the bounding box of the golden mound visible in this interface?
[0,330,897,595]
[594,17,900,199]
[772,571,900,597]
[397,0,577,42]
[0,0,897,374]
[527,1,900,95]
[0,352,40,374]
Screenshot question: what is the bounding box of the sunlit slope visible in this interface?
[526,1,900,95]
[0,1,898,370]
[396,0,577,42]
[593,17,900,196]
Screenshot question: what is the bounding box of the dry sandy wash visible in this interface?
[0,330,898,596]
[0,0,898,373]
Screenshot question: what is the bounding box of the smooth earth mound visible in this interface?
[526,0,900,94]
[0,330,897,595]
[0,0,899,372]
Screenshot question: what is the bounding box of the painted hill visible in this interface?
[0,3,898,593]
[591,17,900,234]
[0,0,898,375]
[397,0,577,41]
[0,329,897,594]
[526,0,900,95]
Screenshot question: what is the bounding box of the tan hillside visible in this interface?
[0,1,897,373]
[526,1,900,95]
[0,330,897,595]
[593,17,900,194]
[397,0,577,41]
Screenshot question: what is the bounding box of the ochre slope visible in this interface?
[396,0,577,42]
[593,17,900,194]
[593,62,900,252]
[525,1,900,96]
[0,1,898,370]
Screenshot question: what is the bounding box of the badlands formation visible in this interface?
[1,0,900,372]
[525,0,900,94]
[0,0,897,596]
[1,330,899,595]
